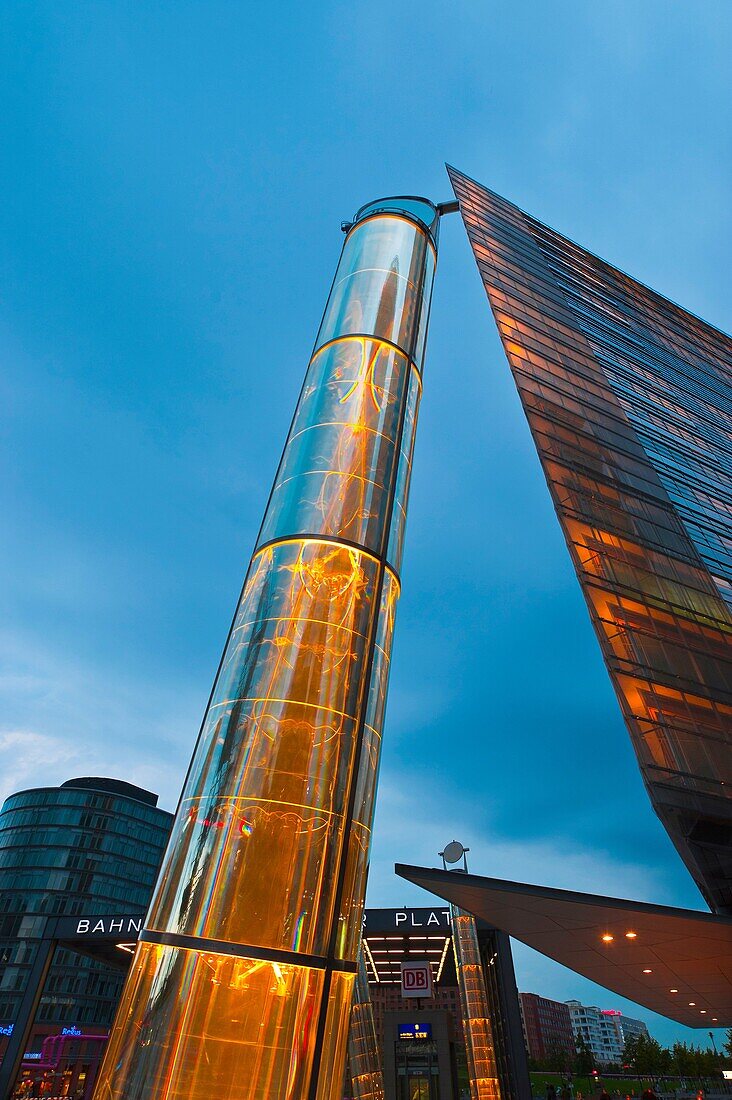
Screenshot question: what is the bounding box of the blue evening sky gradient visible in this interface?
[2,2,730,1046]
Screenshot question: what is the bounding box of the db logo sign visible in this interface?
[400,961,433,999]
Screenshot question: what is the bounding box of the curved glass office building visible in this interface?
[0,778,172,1055]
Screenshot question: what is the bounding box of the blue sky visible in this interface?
[1,1,730,1046]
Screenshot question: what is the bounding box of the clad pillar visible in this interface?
[452,907,502,1100]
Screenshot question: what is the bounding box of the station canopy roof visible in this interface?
[362,906,457,985]
[396,864,732,1028]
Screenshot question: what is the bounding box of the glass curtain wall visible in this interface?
[452,909,502,1100]
[448,165,732,916]
[93,199,438,1100]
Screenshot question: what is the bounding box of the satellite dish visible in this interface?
[441,841,466,865]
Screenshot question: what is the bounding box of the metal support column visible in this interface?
[477,928,531,1100]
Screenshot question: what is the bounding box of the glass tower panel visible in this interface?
[146,541,381,955]
[316,215,435,370]
[97,942,324,1100]
[449,165,732,914]
[258,339,412,553]
[94,198,438,1100]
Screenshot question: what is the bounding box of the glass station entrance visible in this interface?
[396,1039,440,1100]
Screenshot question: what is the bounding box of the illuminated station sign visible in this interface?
[398,1022,433,1041]
[362,908,455,986]
[364,908,451,932]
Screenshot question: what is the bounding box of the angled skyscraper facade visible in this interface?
[448,167,732,915]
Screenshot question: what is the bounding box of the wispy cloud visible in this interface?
[0,729,85,807]
[0,628,197,810]
[368,776,669,907]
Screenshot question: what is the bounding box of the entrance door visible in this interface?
[397,1065,439,1100]
[396,1038,441,1100]
[408,1073,432,1100]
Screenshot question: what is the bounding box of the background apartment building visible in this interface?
[566,1001,649,1066]
[519,994,575,1063]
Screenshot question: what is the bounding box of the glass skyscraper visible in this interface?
[448,166,732,916]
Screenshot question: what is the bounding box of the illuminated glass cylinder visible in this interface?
[348,951,384,1100]
[452,907,502,1100]
[93,197,438,1100]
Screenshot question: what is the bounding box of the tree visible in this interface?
[724,1029,732,1060]
[658,1045,672,1076]
[669,1041,681,1076]
[635,1035,665,1076]
[623,1036,639,1069]
[574,1034,594,1077]
[547,1044,571,1076]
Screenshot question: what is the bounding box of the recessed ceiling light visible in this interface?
[625,931,637,939]
[601,934,614,943]
[670,989,678,993]
[642,969,652,974]
[712,1019,718,1022]
[688,1002,696,1007]
[700,1010,707,1014]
